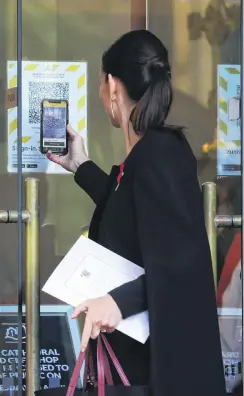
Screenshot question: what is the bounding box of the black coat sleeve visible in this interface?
[109,275,147,318]
[74,160,109,205]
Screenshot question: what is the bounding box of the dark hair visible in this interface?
[102,30,174,136]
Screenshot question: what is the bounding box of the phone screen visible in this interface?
[41,100,68,153]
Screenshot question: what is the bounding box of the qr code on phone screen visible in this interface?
[28,81,69,124]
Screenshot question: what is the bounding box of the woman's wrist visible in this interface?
[72,157,90,173]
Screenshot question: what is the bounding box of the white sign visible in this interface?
[7,61,88,174]
[217,65,240,176]
[43,236,149,344]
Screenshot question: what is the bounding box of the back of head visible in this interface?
[102,30,174,135]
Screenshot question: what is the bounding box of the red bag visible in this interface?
[35,334,148,396]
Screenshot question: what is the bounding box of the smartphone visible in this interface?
[40,99,69,155]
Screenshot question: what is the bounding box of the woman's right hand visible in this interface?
[47,124,89,173]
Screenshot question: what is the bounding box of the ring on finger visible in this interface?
[100,324,108,333]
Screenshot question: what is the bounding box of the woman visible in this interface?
[48,30,225,396]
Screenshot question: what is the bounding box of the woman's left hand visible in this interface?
[72,295,122,351]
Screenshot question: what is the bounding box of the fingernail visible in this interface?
[81,347,85,352]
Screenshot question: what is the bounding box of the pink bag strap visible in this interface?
[83,344,113,388]
[101,334,130,386]
[82,345,99,389]
[88,348,97,385]
[82,348,90,389]
[66,335,129,396]
[97,336,105,396]
[102,345,113,385]
[66,350,86,396]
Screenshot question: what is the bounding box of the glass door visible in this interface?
[0,0,242,394]
[11,0,138,395]
[149,0,242,392]
[0,0,25,395]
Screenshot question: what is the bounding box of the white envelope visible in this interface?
[42,236,149,343]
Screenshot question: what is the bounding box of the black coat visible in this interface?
[75,127,226,396]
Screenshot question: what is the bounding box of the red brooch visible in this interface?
[115,163,125,191]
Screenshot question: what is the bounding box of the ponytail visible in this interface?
[130,65,172,135]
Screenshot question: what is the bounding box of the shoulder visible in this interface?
[128,127,197,177]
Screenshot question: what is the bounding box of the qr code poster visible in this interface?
[217,65,241,176]
[7,61,87,174]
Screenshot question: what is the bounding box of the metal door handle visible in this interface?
[215,215,242,228]
[202,182,242,290]
[0,178,40,395]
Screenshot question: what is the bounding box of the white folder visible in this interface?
[42,236,149,343]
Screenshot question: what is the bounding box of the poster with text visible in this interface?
[7,61,87,174]
[0,306,81,393]
[219,315,242,393]
[217,65,240,176]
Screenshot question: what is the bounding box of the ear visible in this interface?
[108,74,117,100]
